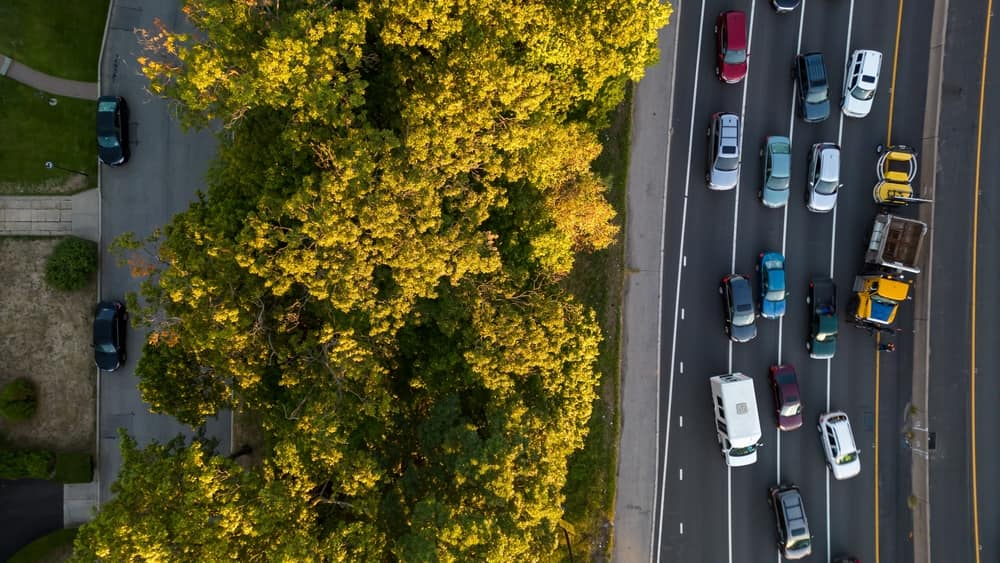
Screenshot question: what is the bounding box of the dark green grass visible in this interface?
[0,80,97,192]
[0,0,109,82]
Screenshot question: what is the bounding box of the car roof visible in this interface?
[817,145,840,179]
[730,275,752,301]
[854,49,883,81]
[801,52,827,84]
[825,413,857,451]
[724,11,747,48]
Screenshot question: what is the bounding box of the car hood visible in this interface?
[721,61,747,83]
[710,168,739,190]
[762,185,789,207]
[95,350,121,371]
[808,190,838,212]
[98,145,125,166]
[842,95,874,117]
[810,338,836,359]
[762,298,786,318]
[778,410,803,430]
[803,99,831,122]
[831,457,861,480]
[731,322,757,342]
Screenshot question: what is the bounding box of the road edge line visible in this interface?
[911,0,948,561]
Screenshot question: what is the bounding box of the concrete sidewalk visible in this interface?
[0,189,99,241]
[0,54,98,100]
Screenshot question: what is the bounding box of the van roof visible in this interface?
[711,373,761,446]
[855,50,883,86]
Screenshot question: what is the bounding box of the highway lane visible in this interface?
[97,0,230,504]
[654,0,932,561]
[927,2,991,561]
[975,4,1000,562]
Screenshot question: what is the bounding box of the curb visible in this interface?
[911,0,948,561]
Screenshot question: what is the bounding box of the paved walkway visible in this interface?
[0,190,99,241]
[0,54,98,100]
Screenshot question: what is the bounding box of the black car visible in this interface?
[771,0,801,12]
[93,301,127,371]
[720,274,757,343]
[794,53,830,123]
[96,96,129,166]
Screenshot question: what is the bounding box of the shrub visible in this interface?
[0,449,54,479]
[53,452,93,483]
[0,377,37,421]
[44,236,98,291]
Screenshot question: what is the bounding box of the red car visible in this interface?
[715,11,748,83]
[769,364,803,431]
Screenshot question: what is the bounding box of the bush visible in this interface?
[0,449,54,479]
[0,377,37,421]
[53,452,93,483]
[44,236,98,291]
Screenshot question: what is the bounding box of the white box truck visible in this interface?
[710,373,763,467]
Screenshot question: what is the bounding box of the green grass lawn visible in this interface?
[0,80,97,193]
[0,0,109,82]
[0,0,108,193]
[556,84,632,562]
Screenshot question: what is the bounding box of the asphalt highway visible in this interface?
[929,2,1000,562]
[653,1,932,561]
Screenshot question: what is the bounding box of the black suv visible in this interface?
[768,484,813,559]
[93,301,127,371]
[720,274,757,343]
[794,53,830,123]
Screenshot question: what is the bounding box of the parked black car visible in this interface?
[96,96,129,166]
[93,301,127,371]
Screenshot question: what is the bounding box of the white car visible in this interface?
[806,143,841,213]
[818,411,861,480]
[842,49,882,118]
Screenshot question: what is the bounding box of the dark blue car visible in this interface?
[758,252,787,319]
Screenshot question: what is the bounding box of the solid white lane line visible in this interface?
[654,1,708,559]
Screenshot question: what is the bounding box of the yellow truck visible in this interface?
[851,275,910,330]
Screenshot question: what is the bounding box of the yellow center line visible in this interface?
[876,2,907,560]
[971,1,992,562]
[886,0,906,145]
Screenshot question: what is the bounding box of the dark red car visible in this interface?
[769,364,802,431]
[715,11,748,83]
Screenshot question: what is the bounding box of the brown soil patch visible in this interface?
[0,238,95,453]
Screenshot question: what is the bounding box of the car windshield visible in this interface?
[806,87,827,104]
[850,84,876,100]
[766,289,786,301]
[838,451,858,464]
[98,135,120,148]
[95,342,117,354]
[780,400,801,417]
[724,49,746,65]
[730,444,757,456]
[766,175,790,190]
[788,537,812,550]
[815,179,838,195]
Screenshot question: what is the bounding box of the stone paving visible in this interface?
[0,190,99,241]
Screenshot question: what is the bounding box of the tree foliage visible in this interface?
[80,0,673,558]
[72,432,320,562]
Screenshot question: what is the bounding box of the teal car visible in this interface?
[758,252,787,319]
[760,136,792,208]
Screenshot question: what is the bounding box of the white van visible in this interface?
[842,49,882,118]
[710,373,763,467]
